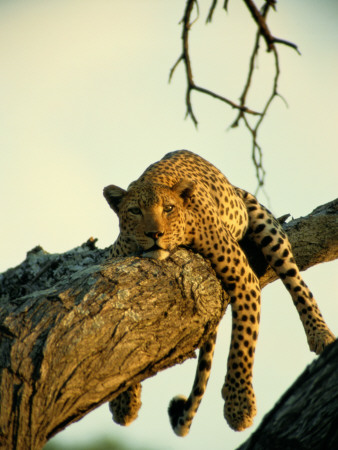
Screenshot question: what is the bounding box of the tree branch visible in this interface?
[231,2,273,189]
[0,248,226,450]
[169,0,262,128]
[170,0,301,190]
[0,199,337,449]
[242,0,300,54]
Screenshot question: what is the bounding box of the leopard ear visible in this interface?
[172,178,195,202]
[103,185,127,213]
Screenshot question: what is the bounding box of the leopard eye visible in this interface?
[163,205,174,213]
[128,207,142,215]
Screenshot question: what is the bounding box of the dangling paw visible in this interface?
[109,383,142,426]
[307,328,336,355]
[222,382,256,431]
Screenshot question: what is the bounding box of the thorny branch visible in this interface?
[169,0,300,191]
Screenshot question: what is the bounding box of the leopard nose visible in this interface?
[145,231,164,240]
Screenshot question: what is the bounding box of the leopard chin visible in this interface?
[142,248,170,260]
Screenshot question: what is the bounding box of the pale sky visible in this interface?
[0,1,337,449]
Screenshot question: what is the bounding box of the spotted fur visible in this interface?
[109,384,142,426]
[104,150,335,436]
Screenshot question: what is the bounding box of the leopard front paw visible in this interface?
[307,328,336,355]
[222,382,256,431]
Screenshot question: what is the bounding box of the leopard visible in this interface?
[103,150,335,436]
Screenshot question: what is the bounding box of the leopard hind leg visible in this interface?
[236,188,335,354]
[109,383,142,426]
[168,330,217,436]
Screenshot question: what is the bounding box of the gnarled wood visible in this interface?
[0,249,226,450]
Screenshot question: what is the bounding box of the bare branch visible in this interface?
[242,0,300,54]
[193,85,262,116]
[206,0,218,23]
[170,0,301,190]
[169,0,262,127]
[231,1,291,191]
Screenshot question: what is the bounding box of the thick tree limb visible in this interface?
[0,199,337,449]
[0,248,226,450]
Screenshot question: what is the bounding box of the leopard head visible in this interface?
[103,179,195,260]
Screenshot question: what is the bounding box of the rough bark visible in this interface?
[0,247,226,450]
[0,199,337,449]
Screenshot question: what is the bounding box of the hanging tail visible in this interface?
[168,330,217,436]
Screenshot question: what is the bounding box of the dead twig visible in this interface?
[169,0,262,127]
[243,0,300,54]
[206,0,218,23]
[170,0,300,192]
